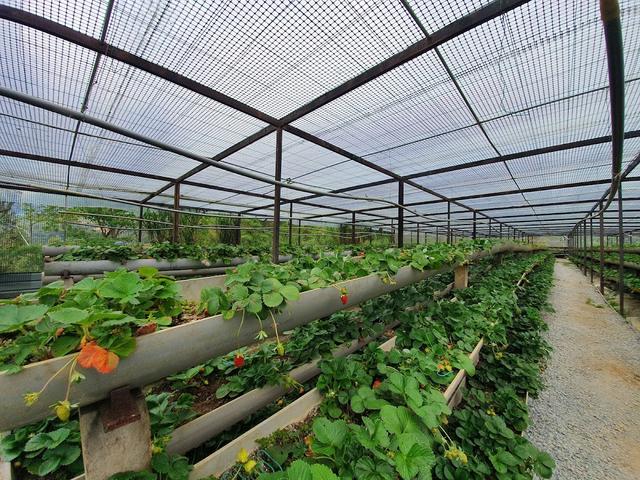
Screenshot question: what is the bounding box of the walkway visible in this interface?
[527,259,640,479]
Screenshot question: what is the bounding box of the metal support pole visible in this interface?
[499,223,502,239]
[618,183,624,315]
[272,129,282,263]
[472,211,477,240]
[137,204,143,243]
[583,220,588,275]
[436,226,439,243]
[397,181,404,248]
[288,203,293,246]
[488,218,492,238]
[391,219,394,246]
[416,225,420,244]
[590,217,594,282]
[172,183,180,243]
[576,223,584,271]
[578,223,582,272]
[298,219,302,245]
[599,201,605,294]
[351,211,356,244]
[446,202,451,244]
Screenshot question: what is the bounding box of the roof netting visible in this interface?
[0,0,639,235]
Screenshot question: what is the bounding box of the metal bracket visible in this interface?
[100,386,142,432]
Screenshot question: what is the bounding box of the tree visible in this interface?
[67,207,137,238]
[22,203,40,242]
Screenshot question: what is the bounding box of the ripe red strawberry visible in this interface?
[340,294,348,305]
[372,379,382,389]
[234,353,245,368]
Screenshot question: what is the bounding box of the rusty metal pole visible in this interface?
[599,201,605,294]
[472,211,477,240]
[288,203,293,246]
[584,220,588,275]
[590,216,594,282]
[618,183,624,315]
[137,204,143,243]
[172,183,180,243]
[272,129,282,263]
[351,211,356,244]
[446,202,451,244]
[397,181,404,248]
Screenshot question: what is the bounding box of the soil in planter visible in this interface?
[183,378,318,466]
[173,300,208,326]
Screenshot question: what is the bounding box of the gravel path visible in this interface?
[527,259,640,479]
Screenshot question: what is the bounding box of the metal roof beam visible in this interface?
[277,0,529,126]
[404,208,640,221]
[293,131,640,202]
[351,177,640,214]
[0,6,281,127]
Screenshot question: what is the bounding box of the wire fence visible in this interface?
[0,188,398,275]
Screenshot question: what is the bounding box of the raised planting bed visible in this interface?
[42,246,355,284]
[189,336,483,479]
[574,252,640,272]
[43,256,261,284]
[3,275,455,480]
[0,243,541,430]
[197,253,554,480]
[60,325,398,480]
[165,323,400,457]
[585,247,640,255]
[165,280,457,457]
[571,257,640,294]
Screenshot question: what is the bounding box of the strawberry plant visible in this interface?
[234,253,556,480]
[0,417,82,478]
[57,244,138,262]
[0,267,184,419]
[2,391,197,480]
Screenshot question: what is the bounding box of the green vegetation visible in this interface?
[1,242,549,480]
[234,253,555,480]
[570,256,640,292]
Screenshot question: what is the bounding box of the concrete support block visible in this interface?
[79,388,151,480]
[454,264,469,290]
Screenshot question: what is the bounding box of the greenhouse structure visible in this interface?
[0,0,639,479]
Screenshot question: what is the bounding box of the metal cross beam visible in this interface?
[405,208,640,221]
[350,177,640,214]
[273,130,640,206]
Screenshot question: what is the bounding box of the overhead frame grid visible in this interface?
[0,0,638,248]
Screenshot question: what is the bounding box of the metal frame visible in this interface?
[0,0,636,249]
